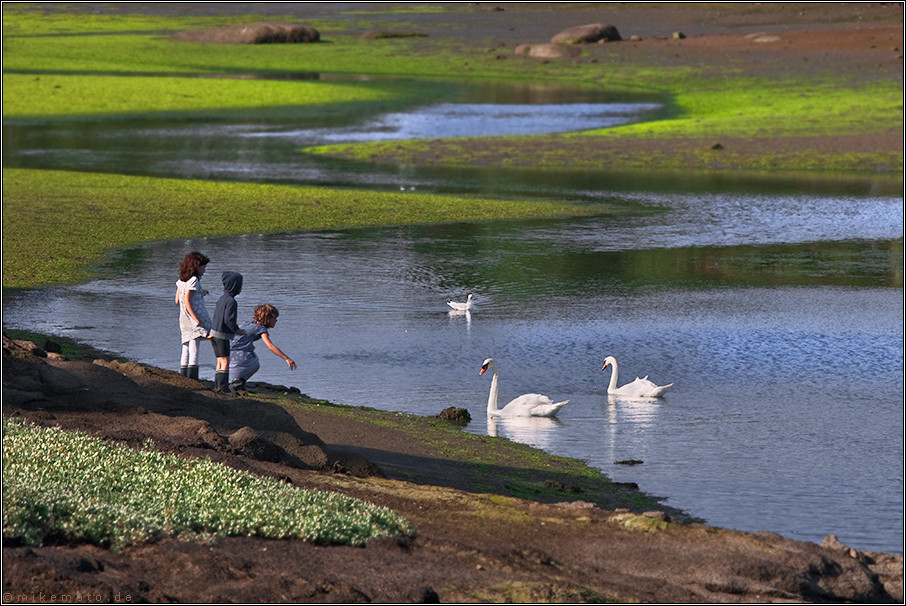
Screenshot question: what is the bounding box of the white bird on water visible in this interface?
[601,356,673,398]
[447,294,474,311]
[480,358,569,418]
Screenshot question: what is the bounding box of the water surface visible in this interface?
[3,76,902,555]
[4,193,902,554]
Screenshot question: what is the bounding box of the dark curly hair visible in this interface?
[179,251,210,281]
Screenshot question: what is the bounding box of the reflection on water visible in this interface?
[3,204,902,554]
[570,191,903,249]
[3,75,898,198]
[604,394,664,429]
[488,415,563,448]
[447,309,472,330]
[2,74,903,555]
[599,395,664,471]
[243,102,662,143]
[1,77,668,193]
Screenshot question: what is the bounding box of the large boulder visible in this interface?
[170,22,320,44]
[552,23,621,44]
[514,43,582,59]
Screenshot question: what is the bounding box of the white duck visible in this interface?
[480,358,569,417]
[601,356,672,398]
[447,294,474,311]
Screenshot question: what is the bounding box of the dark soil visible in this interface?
[169,23,320,44]
[3,333,903,604]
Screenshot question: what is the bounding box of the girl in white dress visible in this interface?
[175,251,212,379]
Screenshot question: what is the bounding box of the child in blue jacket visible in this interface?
[210,271,244,392]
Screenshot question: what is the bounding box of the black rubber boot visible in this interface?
[230,378,247,393]
[179,366,188,376]
[213,371,229,393]
[187,365,199,380]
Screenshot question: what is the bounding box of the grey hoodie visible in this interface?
[210,271,243,340]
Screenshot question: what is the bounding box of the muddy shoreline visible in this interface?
[3,334,903,603]
[3,3,903,603]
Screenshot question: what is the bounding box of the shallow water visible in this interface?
[2,76,666,189]
[240,101,662,143]
[3,75,903,554]
[4,192,902,554]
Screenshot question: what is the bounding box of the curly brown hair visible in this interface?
[253,303,279,325]
[179,251,210,281]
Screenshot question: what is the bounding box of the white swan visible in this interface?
[601,356,672,398]
[480,358,569,417]
[447,294,474,311]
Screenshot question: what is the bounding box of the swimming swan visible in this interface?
[447,294,474,311]
[601,356,673,398]
[480,358,569,417]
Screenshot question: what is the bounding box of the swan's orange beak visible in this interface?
[601,363,608,371]
[479,365,488,375]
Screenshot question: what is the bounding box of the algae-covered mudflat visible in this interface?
[1,168,609,288]
[2,2,902,289]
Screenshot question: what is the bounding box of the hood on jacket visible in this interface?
[221,271,243,296]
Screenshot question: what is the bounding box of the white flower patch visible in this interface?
[2,417,414,549]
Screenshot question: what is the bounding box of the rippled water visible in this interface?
[4,191,903,554]
[3,74,903,554]
[2,77,665,189]
[241,102,662,143]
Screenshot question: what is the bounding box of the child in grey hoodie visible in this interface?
[210,271,244,392]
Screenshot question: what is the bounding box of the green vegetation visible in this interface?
[3,329,117,362]
[588,80,902,139]
[1,73,430,120]
[305,134,903,175]
[0,4,897,551]
[2,4,901,289]
[305,78,902,171]
[2,416,415,549]
[266,393,662,510]
[1,12,488,77]
[2,168,605,288]
[612,512,671,533]
[3,6,899,140]
[0,328,676,554]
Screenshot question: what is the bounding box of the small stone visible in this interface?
[614,459,643,466]
[432,406,471,425]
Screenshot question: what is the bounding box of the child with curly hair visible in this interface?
[175,251,212,379]
[229,303,296,392]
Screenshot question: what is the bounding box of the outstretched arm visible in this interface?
[261,333,296,370]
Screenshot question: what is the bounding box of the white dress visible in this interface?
[176,276,211,343]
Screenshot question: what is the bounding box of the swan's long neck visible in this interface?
[607,360,619,391]
[487,366,500,414]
